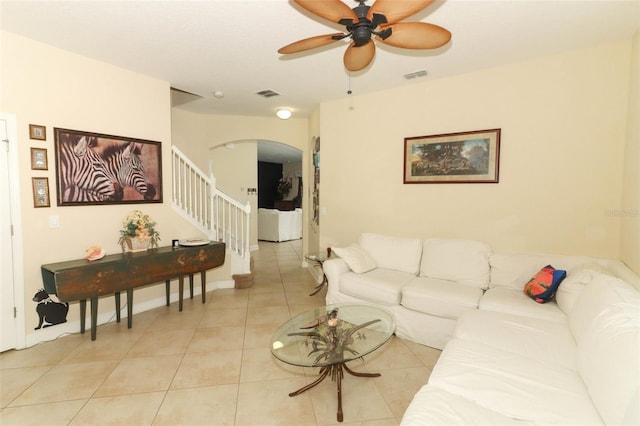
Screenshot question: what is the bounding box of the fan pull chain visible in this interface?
[347,71,352,95]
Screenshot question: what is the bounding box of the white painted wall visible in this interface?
[319,40,638,270]
[1,32,210,345]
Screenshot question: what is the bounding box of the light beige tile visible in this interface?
[205,290,250,310]
[0,366,51,408]
[308,374,394,425]
[70,392,165,425]
[145,305,205,331]
[126,328,195,358]
[244,324,278,349]
[236,378,317,426]
[199,308,247,328]
[403,340,442,367]
[0,400,86,425]
[60,330,142,364]
[94,355,181,397]
[154,384,239,426]
[240,347,304,382]
[362,337,423,371]
[187,326,245,353]
[248,290,288,307]
[10,360,117,406]
[0,333,83,369]
[171,350,242,389]
[373,366,431,418]
[246,306,292,327]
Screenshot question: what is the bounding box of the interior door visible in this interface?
[1,115,17,351]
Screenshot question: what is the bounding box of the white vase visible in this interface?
[125,237,150,252]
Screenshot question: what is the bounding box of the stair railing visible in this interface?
[171,145,251,268]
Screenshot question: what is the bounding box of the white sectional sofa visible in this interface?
[323,233,640,425]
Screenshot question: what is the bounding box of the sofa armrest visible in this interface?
[324,258,350,288]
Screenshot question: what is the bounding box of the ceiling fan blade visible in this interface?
[368,0,434,23]
[343,40,376,71]
[294,0,357,24]
[376,22,451,49]
[278,33,345,54]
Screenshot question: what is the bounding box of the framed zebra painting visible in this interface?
[54,128,162,206]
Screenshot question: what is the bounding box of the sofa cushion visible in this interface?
[420,238,491,289]
[479,287,566,323]
[338,268,415,306]
[358,233,422,274]
[331,244,377,274]
[556,263,612,315]
[401,386,529,426]
[523,264,566,303]
[428,339,604,425]
[455,310,577,370]
[577,302,640,426]
[569,272,639,343]
[402,277,483,319]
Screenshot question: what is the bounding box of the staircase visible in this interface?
[170,145,252,276]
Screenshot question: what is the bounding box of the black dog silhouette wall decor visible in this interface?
[32,289,69,330]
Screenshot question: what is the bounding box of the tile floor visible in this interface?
[0,240,440,425]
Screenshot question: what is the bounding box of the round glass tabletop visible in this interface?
[270,303,396,368]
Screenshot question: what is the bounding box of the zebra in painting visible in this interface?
[58,135,123,203]
[100,142,157,200]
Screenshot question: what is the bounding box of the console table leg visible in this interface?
[201,271,206,303]
[165,280,170,306]
[178,275,184,312]
[189,274,194,299]
[90,298,98,341]
[127,289,133,329]
[115,292,121,323]
[79,300,86,334]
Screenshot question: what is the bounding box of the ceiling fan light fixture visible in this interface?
[276,108,292,120]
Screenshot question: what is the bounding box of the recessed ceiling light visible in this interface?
[276,108,292,120]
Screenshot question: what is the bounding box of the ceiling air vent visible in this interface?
[403,70,428,80]
[255,89,281,98]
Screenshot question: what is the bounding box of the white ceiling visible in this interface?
[2,0,638,121]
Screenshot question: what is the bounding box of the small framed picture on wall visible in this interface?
[29,124,46,141]
[30,148,48,170]
[32,177,51,208]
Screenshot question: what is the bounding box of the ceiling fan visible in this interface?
[278,0,451,72]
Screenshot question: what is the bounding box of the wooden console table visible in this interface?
[41,242,225,340]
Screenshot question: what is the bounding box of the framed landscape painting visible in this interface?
[54,128,162,206]
[404,129,501,184]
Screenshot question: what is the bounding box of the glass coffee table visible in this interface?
[270,304,396,422]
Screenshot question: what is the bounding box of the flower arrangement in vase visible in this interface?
[276,178,292,200]
[118,210,160,252]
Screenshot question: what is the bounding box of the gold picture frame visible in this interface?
[29,124,46,141]
[30,148,48,170]
[404,129,501,184]
[32,177,51,208]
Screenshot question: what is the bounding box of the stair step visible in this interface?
[232,273,254,289]
[232,256,254,289]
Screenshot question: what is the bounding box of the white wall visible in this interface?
[1,32,209,344]
[620,30,640,273]
[171,108,311,254]
[319,40,636,266]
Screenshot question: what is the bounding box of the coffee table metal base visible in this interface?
[288,362,380,422]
